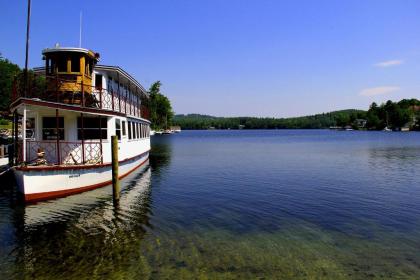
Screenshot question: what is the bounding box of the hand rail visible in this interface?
[11,74,150,120]
[24,140,102,166]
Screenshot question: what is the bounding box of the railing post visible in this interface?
[99,88,103,109]
[22,106,27,163]
[128,81,132,116]
[124,88,126,114]
[99,115,103,164]
[111,89,114,111]
[81,79,85,108]
[55,109,60,165]
[81,113,85,164]
[137,93,140,117]
[56,75,59,103]
[13,111,18,165]
[117,73,121,113]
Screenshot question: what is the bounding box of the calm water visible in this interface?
[1,130,420,279]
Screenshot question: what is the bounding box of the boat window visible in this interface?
[122,121,126,136]
[133,122,137,139]
[57,57,68,72]
[42,117,64,140]
[70,55,80,73]
[128,121,132,139]
[108,77,113,92]
[26,118,35,139]
[95,74,103,90]
[77,117,107,140]
[115,119,121,140]
[46,58,53,75]
[88,60,93,77]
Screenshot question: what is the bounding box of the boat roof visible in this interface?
[95,65,148,95]
[42,47,98,60]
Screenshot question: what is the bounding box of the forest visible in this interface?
[173,99,420,131]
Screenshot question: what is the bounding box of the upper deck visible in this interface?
[11,47,150,121]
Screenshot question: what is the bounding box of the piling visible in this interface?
[111,135,120,202]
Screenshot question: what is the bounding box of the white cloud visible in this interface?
[359,86,400,97]
[374,60,403,67]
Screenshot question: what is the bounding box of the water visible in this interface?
[1,130,420,279]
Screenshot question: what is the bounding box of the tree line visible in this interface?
[173,110,367,130]
[366,99,420,130]
[173,99,420,131]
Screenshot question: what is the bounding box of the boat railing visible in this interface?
[11,73,150,120]
[22,140,103,166]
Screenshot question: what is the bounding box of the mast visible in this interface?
[24,0,32,97]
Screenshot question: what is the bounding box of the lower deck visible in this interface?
[13,102,151,167]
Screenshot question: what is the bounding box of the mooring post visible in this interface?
[111,135,120,202]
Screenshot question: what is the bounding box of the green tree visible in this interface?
[0,54,21,111]
[148,81,173,129]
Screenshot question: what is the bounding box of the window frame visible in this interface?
[77,117,107,140]
[42,117,64,140]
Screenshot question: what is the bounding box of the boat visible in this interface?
[383,127,392,132]
[9,46,151,202]
[162,129,173,135]
[150,130,156,136]
[170,126,181,133]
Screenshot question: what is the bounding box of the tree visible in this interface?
[148,81,173,129]
[0,54,21,111]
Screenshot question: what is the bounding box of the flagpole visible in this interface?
[79,11,82,48]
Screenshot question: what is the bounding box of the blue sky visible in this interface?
[1,0,419,117]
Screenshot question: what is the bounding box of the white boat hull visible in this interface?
[14,151,149,202]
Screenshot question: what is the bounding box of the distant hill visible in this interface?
[173,109,367,130]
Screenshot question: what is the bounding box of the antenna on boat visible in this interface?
[79,11,82,48]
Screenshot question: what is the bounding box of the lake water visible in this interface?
[1,130,420,279]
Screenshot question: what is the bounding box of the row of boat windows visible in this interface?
[96,74,138,96]
[45,55,94,76]
[39,117,148,141]
[116,119,150,140]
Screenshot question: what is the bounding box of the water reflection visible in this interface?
[149,135,173,175]
[6,165,153,280]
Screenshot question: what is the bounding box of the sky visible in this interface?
[1,0,419,117]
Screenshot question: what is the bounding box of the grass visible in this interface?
[0,119,12,130]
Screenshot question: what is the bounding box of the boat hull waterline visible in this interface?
[13,151,149,202]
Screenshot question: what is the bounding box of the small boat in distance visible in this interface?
[162,129,173,135]
[170,126,181,133]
